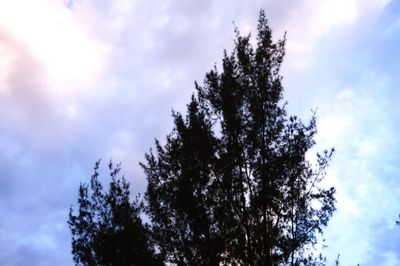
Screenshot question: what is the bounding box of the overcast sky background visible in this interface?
[0,0,400,265]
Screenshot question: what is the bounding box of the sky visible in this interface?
[0,0,399,265]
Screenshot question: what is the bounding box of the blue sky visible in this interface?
[0,0,399,265]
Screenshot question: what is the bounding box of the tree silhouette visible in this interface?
[141,9,336,265]
[68,160,162,266]
[68,9,336,266]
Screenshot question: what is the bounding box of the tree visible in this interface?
[141,97,226,265]
[141,9,336,265]
[68,160,162,266]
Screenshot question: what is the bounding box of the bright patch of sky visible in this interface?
[0,0,399,265]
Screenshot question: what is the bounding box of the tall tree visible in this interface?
[68,160,161,266]
[141,97,225,265]
[142,9,336,265]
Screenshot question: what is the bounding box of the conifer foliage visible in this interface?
[142,10,336,265]
[69,10,336,266]
[68,160,161,266]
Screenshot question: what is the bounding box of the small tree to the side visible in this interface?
[141,9,335,265]
[68,160,162,266]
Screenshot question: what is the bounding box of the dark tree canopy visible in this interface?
[68,160,162,266]
[69,9,336,266]
[141,10,336,265]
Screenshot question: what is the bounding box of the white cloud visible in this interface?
[384,252,400,266]
[0,0,110,97]
[281,0,391,71]
[313,81,400,264]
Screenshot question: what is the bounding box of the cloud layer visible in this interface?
[0,0,398,265]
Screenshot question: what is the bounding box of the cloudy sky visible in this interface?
[0,0,399,265]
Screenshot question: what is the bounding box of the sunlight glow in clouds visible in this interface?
[0,0,109,95]
[0,38,16,94]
